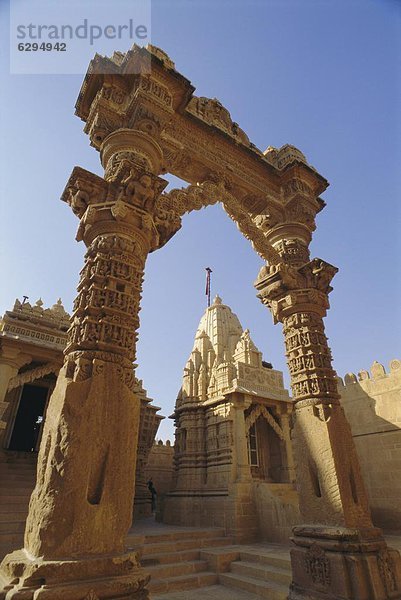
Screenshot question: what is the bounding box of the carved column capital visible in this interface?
[101,128,165,180]
[255,257,339,407]
[231,392,252,411]
[255,257,338,323]
[62,161,169,252]
[0,343,32,370]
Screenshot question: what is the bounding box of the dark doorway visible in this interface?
[8,384,48,452]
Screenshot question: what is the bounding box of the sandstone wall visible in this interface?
[163,481,258,543]
[252,482,300,542]
[338,359,401,531]
[144,440,174,496]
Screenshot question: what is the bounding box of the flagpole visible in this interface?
[205,267,212,307]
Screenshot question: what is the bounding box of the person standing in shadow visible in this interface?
[147,478,157,513]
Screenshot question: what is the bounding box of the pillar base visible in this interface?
[289,526,401,600]
[0,548,150,600]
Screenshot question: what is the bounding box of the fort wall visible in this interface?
[338,359,401,531]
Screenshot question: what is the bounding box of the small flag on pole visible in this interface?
[205,267,212,307]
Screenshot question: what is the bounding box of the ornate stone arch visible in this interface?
[8,362,61,391]
[156,180,282,264]
[3,44,395,600]
[245,403,285,441]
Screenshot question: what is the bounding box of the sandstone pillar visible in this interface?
[255,258,401,599]
[280,409,296,483]
[228,394,258,542]
[0,130,168,599]
[232,394,251,483]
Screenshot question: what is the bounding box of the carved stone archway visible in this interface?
[245,403,285,442]
[1,44,400,600]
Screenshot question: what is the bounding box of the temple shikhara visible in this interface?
[164,294,295,541]
[0,44,400,600]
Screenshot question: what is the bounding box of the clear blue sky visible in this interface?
[1,0,400,441]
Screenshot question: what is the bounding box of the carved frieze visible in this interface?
[377,548,397,595]
[186,96,251,147]
[304,544,330,587]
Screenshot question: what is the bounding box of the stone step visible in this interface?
[0,466,36,472]
[0,511,27,523]
[149,571,218,594]
[0,501,29,512]
[0,452,37,461]
[0,490,33,498]
[151,585,260,600]
[128,527,226,546]
[0,531,24,547]
[0,471,36,477]
[0,462,37,470]
[0,509,28,525]
[0,481,35,488]
[141,548,201,566]
[231,561,291,586]
[0,521,25,534]
[137,536,235,556]
[147,559,209,580]
[0,474,34,479]
[0,477,34,484]
[219,572,288,599]
[239,547,291,570]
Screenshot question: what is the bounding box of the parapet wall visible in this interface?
[338,359,401,531]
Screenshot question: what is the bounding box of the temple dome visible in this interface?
[194,295,243,363]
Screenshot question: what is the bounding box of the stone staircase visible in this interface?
[133,531,293,599]
[128,525,235,596]
[0,452,36,561]
[218,544,291,599]
[1,456,401,600]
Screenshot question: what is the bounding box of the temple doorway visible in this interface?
[248,414,288,483]
[8,384,49,452]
